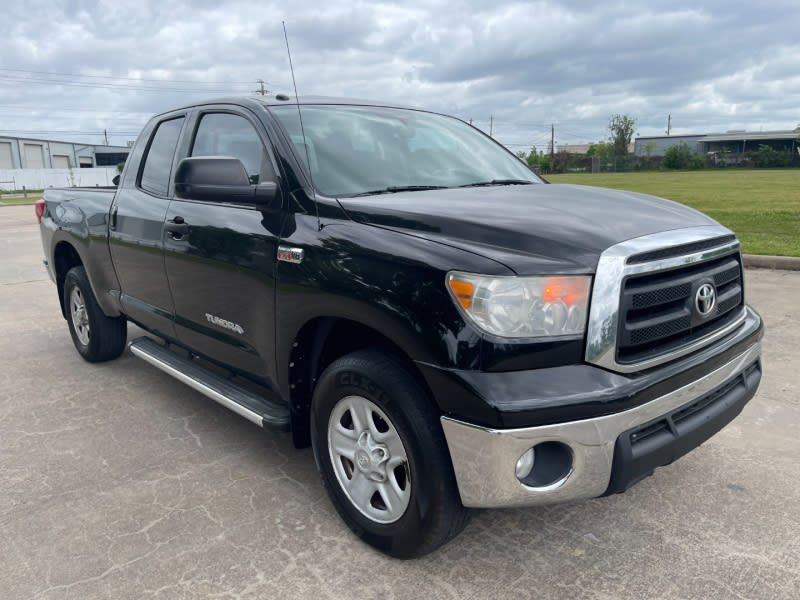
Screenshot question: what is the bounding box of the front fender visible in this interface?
[274,213,512,397]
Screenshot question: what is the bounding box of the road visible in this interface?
[1,204,798,599]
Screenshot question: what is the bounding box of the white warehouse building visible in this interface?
[634,130,800,157]
[0,136,130,170]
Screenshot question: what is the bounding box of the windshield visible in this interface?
[270,105,542,197]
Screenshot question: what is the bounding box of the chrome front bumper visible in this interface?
[441,341,762,508]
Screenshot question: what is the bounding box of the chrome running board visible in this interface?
[129,336,290,431]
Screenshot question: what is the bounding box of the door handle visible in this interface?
[166,216,190,239]
[110,206,118,231]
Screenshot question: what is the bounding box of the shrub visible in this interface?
[664,142,692,169]
[752,144,788,168]
[689,153,705,170]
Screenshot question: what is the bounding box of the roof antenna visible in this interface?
[283,21,321,231]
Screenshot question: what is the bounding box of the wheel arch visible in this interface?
[287,316,437,449]
[53,241,85,319]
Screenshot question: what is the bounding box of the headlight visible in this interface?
[447,271,591,338]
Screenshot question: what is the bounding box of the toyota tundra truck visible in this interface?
[36,95,763,557]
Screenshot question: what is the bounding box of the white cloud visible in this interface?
[1,0,798,148]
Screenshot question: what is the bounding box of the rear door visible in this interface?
[163,107,284,381]
[109,113,187,338]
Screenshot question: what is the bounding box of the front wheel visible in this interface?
[64,266,127,362]
[311,349,470,558]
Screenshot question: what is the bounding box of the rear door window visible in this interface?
[139,117,185,196]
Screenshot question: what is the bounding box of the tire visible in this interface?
[64,266,127,362]
[310,349,470,558]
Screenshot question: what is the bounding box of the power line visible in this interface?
[0,75,247,93]
[0,129,142,135]
[0,112,148,124]
[501,141,552,147]
[0,67,254,85]
[0,104,153,114]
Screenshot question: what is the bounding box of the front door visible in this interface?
[163,110,283,381]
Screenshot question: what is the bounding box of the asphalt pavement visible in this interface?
[1,204,798,599]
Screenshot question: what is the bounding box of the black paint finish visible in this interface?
[38,96,762,435]
[163,199,282,380]
[338,184,716,275]
[419,306,762,428]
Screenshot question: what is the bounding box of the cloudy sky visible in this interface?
[2,0,799,151]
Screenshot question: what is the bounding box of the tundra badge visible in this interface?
[205,313,244,334]
[277,246,304,264]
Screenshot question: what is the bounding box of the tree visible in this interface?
[586,142,612,158]
[608,114,636,157]
[537,153,552,173]
[513,146,553,173]
[587,142,614,169]
[515,146,539,167]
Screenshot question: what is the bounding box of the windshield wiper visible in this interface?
[349,185,449,197]
[459,179,535,187]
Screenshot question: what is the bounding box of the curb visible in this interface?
[742,254,800,271]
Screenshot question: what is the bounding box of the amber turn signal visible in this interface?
[448,278,474,309]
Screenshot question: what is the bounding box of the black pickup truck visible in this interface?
[37,95,763,557]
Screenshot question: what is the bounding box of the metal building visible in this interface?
[0,136,130,170]
[634,130,800,157]
[633,134,705,157]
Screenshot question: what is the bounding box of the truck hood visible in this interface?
[337,183,717,274]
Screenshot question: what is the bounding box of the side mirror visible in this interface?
[174,157,281,210]
[112,174,121,186]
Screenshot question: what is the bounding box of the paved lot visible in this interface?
[1,204,798,599]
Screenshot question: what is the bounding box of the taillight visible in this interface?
[35,199,45,224]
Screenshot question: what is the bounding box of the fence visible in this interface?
[0,168,118,191]
[541,150,800,174]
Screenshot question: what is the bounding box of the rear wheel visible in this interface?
[64,266,127,362]
[311,349,470,558]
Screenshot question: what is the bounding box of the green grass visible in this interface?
[547,169,800,257]
[0,195,41,204]
[1,188,45,195]
[3,171,797,255]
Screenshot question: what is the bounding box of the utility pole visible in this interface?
[550,123,555,160]
[104,129,108,145]
[666,114,671,136]
[254,79,268,95]
[489,115,493,137]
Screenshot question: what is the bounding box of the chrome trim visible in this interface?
[441,341,761,508]
[129,343,264,427]
[277,245,304,264]
[585,225,742,373]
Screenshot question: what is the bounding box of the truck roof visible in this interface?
[152,95,414,118]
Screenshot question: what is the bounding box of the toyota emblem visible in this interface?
[695,283,716,316]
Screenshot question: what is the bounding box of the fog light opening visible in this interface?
[516,441,573,489]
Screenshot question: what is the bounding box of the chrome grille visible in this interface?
[617,253,744,364]
[585,225,747,374]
